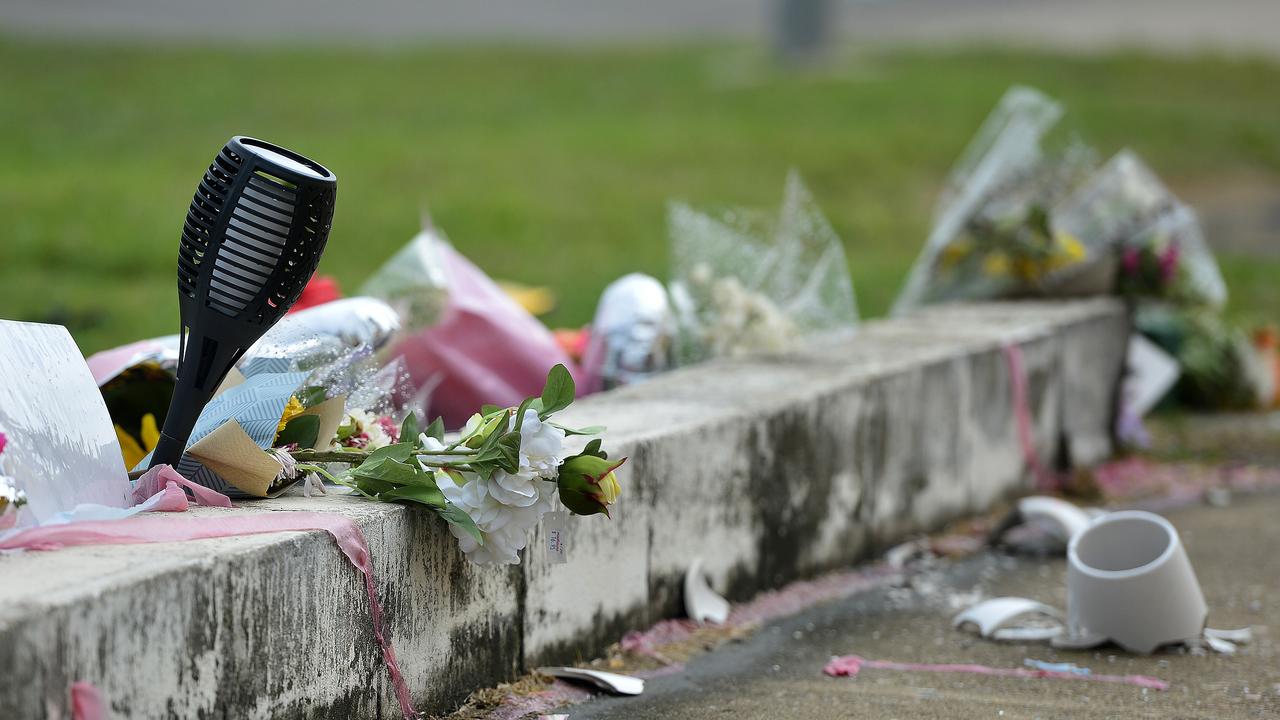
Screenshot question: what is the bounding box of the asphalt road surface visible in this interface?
[572,495,1280,719]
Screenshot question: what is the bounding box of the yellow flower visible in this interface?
[277,396,306,435]
[939,240,974,269]
[115,413,160,469]
[982,252,1011,277]
[1051,232,1087,267]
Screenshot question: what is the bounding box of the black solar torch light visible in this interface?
[148,136,337,469]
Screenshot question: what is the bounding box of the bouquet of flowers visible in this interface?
[266,364,622,565]
[667,171,858,363]
[1136,306,1271,410]
[1054,151,1227,309]
[895,86,1102,311]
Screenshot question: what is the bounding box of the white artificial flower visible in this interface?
[434,468,555,566]
[447,521,527,565]
[511,409,565,479]
[417,435,456,465]
[489,468,541,508]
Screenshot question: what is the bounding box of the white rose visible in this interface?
[434,468,553,566]
[512,408,565,479]
[489,468,542,508]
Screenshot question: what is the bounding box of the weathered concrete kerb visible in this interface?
[0,299,1128,719]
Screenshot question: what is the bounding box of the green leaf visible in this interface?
[364,442,416,464]
[539,364,576,418]
[381,483,446,508]
[424,417,445,443]
[549,422,605,437]
[435,503,483,544]
[400,412,421,446]
[583,438,604,457]
[336,420,356,442]
[512,396,535,432]
[299,386,329,408]
[480,404,503,416]
[497,432,522,473]
[275,414,320,449]
[351,476,400,497]
[350,457,424,486]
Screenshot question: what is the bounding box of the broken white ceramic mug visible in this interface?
[1067,511,1207,654]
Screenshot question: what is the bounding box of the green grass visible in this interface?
[2,39,1278,354]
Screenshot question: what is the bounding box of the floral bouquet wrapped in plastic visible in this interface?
[667,171,858,364]
[895,86,1103,312]
[1055,151,1227,309]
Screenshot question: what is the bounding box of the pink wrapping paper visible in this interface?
[391,242,579,428]
[84,339,174,386]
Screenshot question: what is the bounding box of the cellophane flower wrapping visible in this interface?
[370,225,579,429]
[894,86,1104,312]
[359,224,451,334]
[667,171,858,365]
[1055,150,1227,309]
[1135,305,1270,410]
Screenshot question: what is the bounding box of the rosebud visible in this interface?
[556,453,625,517]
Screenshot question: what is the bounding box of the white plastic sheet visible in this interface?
[0,321,132,528]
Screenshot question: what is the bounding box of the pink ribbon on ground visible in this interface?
[1002,344,1059,492]
[824,654,1168,691]
[4,466,418,720]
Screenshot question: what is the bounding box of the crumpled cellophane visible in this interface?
[1055,150,1227,309]
[359,221,451,334]
[894,86,1104,312]
[667,171,858,365]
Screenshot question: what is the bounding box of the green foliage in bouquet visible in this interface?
[288,364,619,546]
[1137,307,1264,411]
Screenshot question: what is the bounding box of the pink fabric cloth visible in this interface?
[70,681,107,720]
[823,654,1168,691]
[1003,344,1058,491]
[390,242,578,428]
[5,466,417,720]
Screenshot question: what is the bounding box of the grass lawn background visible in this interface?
[1,39,1277,354]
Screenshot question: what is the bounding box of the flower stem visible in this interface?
[288,449,481,465]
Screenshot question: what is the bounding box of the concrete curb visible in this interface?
[0,300,1129,719]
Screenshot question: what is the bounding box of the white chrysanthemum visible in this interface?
[511,409,565,479]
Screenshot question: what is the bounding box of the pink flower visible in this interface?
[1159,244,1180,284]
[0,431,6,456]
[1121,248,1141,276]
[375,416,401,444]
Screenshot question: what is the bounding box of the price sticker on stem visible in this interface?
[545,511,569,564]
